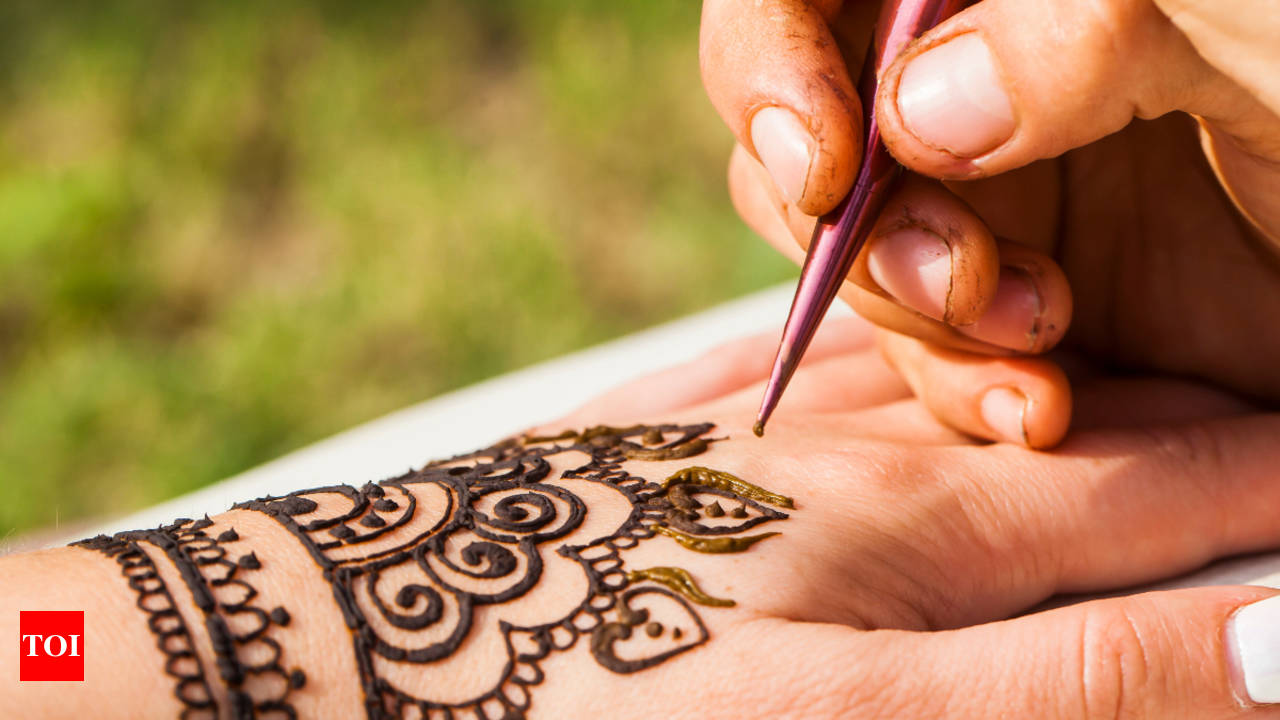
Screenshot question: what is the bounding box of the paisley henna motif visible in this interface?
[236,423,793,720]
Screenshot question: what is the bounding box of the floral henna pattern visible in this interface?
[236,422,792,720]
[74,517,306,720]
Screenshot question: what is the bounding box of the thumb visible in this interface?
[882,586,1280,718]
[873,0,1218,180]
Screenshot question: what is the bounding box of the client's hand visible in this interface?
[4,322,1280,719]
[702,0,1280,448]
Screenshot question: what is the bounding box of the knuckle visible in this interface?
[1146,423,1232,543]
[1078,604,1156,720]
[1138,424,1228,493]
[1077,0,1192,115]
[1077,0,1145,60]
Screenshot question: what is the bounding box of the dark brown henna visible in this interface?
[74,533,219,720]
[236,422,794,719]
[74,518,305,719]
[80,422,793,720]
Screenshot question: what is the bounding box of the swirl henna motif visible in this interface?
[236,422,793,720]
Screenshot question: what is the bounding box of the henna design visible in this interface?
[588,587,710,674]
[624,567,735,607]
[235,422,793,720]
[651,525,780,553]
[74,534,218,720]
[661,466,795,509]
[74,518,305,720]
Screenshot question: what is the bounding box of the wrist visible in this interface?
[0,547,181,718]
[4,511,362,719]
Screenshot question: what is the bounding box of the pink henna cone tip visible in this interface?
[756,0,971,435]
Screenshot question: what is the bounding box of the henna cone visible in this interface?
[756,0,971,435]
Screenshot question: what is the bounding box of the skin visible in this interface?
[700,0,1280,448]
[7,320,1277,718]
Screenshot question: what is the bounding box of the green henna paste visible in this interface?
[661,466,795,509]
[522,425,707,461]
[621,439,709,461]
[651,525,780,554]
[520,429,578,445]
[625,567,735,607]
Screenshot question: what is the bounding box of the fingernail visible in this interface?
[750,106,815,205]
[958,266,1043,351]
[980,387,1028,444]
[866,228,952,321]
[896,34,1015,158]
[1229,595,1280,704]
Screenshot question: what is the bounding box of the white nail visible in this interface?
[979,386,1029,445]
[1229,594,1280,703]
[750,106,815,205]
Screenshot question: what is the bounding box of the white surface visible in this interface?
[66,283,1280,595]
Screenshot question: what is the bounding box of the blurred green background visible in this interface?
[0,1,793,536]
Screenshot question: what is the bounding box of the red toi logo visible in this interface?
[19,611,84,681]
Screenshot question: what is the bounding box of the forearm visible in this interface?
[0,545,184,717]
[1,510,362,719]
[1,422,792,720]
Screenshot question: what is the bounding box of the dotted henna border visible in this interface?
[75,518,306,720]
[74,533,219,720]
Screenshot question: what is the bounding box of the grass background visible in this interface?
[0,0,794,536]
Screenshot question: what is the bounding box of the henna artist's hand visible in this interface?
[9,329,1280,718]
[701,0,1280,447]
